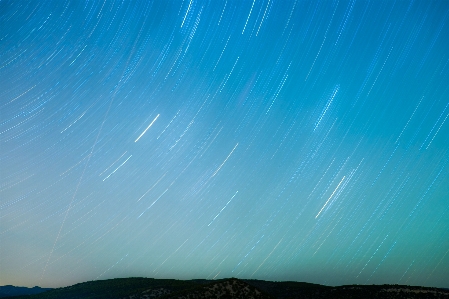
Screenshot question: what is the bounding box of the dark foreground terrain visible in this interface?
[0,286,52,298]
[2,277,448,299]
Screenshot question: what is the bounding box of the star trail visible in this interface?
[1,0,449,289]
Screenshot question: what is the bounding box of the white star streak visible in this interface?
[102,155,132,181]
[426,111,449,150]
[251,238,282,277]
[99,151,128,176]
[208,191,238,226]
[135,114,160,142]
[211,143,238,177]
[136,173,167,202]
[255,0,271,36]
[181,0,192,28]
[315,175,346,219]
[137,189,168,219]
[314,85,339,131]
[242,0,256,34]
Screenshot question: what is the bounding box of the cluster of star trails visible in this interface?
[1,0,448,289]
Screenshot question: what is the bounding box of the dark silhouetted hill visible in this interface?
[160,278,273,298]
[1,278,199,299]
[0,286,52,298]
[2,277,448,299]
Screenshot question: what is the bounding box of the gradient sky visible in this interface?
[1,0,449,289]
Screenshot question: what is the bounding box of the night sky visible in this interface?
[1,0,449,289]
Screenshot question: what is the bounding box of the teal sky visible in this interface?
[1,0,448,289]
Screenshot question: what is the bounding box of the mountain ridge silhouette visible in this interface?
[2,277,448,299]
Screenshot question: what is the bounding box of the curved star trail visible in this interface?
[1,0,448,289]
